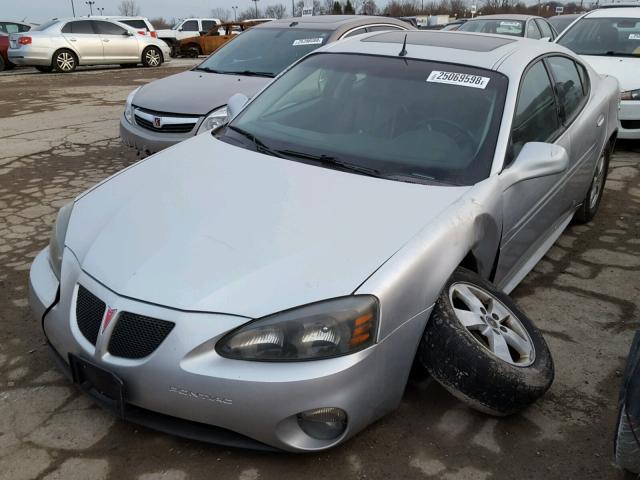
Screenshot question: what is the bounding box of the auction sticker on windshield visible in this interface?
[427,71,490,89]
[629,33,640,40]
[293,38,324,46]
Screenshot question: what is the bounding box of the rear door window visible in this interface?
[202,20,217,32]
[62,21,96,34]
[120,19,148,30]
[342,27,368,38]
[510,61,560,159]
[181,20,199,31]
[526,20,542,39]
[536,19,554,39]
[94,21,128,35]
[546,56,586,124]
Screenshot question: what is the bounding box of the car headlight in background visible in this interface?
[216,296,378,361]
[196,106,228,134]
[124,87,140,124]
[620,89,640,101]
[48,202,74,280]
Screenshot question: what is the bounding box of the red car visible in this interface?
[0,34,14,71]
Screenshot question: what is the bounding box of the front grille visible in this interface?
[134,114,196,133]
[621,120,640,130]
[108,313,175,359]
[76,285,106,345]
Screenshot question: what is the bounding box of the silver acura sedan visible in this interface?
[29,31,618,452]
[8,18,171,73]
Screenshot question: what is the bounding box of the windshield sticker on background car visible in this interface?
[293,38,324,46]
[629,33,640,40]
[500,21,521,27]
[427,71,490,89]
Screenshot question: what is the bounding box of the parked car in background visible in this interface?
[156,18,220,57]
[120,15,413,154]
[556,7,640,138]
[441,19,469,31]
[179,21,265,57]
[90,16,157,38]
[548,13,582,34]
[0,21,31,34]
[459,14,558,40]
[0,33,14,71]
[32,30,619,452]
[8,18,171,73]
[615,332,640,474]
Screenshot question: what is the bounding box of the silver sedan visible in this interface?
[29,31,619,451]
[8,18,171,73]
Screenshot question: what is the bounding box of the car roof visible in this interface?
[469,14,539,20]
[256,15,411,32]
[585,7,640,17]
[548,13,582,19]
[320,30,574,76]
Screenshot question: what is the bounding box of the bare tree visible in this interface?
[211,8,232,22]
[265,3,288,18]
[238,6,262,20]
[360,0,378,14]
[118,0,140,16]
[149,17,171,29]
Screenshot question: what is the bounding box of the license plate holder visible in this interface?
[69,353,125,418]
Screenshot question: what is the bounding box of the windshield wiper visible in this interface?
[226,125,282,158]
[384,172,456,186]
[276,149,382,178]
[194,66,224,73]
[233,70,276,78]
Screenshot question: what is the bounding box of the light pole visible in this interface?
[85,1,95,15]
[232,5,238,21]
[70,0,76,17]
[252,0,259,18]
[97,7,104,14]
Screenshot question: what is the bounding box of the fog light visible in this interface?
[297,407,347,440]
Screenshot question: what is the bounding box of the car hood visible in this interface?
[67,134,469,318]
[582,55,640,91]
[132,70,269,115]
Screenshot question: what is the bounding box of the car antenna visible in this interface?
[399,34,408,57]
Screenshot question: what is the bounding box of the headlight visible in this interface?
[48,202,74,280]
[620,89,640,101]
[216,296,378,361]
[124,87,140,124]
[196,106,228,134]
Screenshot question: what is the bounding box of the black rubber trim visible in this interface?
[41,285,61,333]
[45,343,278,452]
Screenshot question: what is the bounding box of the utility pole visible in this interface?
[70,0,76,17]
[85,1,95,15]
[232,5,238,21]
[252,0,259,18]
[292,0,295,16]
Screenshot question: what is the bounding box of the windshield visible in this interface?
[548,16,578,34]
[196,27,331,77]
[558,17,640,56]
[459,19,525,36]
[221,53,508,186]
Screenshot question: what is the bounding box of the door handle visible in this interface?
[103,39,110,42]
[69,38,77,41]
[596,114,605,127]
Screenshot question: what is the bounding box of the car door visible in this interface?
[496,59,572,290]
[60,20,103,63]
[94,20,139,62]
[545,55,602,207]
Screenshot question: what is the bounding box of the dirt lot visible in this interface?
[0,61,638,480]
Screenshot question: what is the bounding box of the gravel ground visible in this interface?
[0,61,638,480]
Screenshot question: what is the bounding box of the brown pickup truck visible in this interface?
[178,21,268,57]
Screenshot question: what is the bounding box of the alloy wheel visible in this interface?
[448,282,535,366]
[589,152,606,210]
[145,49,160,67]
[56,52,75,71]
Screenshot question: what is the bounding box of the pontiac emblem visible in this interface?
[102,307,117,333]
[153,116,162,128]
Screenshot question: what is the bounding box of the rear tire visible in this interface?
[418,268,554,415]
[0,55,5,72]
[52,49,77,73]
[186,43,201,57]
[615,405,640,474]
[142,47,162,68]
[36,66,53,73]
[573,144,610,224]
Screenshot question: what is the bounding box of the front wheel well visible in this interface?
[459,251,479,275]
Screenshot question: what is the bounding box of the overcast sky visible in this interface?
[6,0,395,23]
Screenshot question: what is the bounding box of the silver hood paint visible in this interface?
[67,134,469,318]
[132,70,270,115]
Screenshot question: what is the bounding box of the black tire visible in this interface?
[52,49,77,73]
[35,66,53,73]
[0,55,5,72]
[142,47,162,68]
[615,405,640,474]
[186,44,201,57]
[573,143,610,224]
[418,267,554,415]
[5,61,15,70]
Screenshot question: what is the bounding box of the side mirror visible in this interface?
[178,27,183,31]
[227,93,249,121]
[502,142,569,186]
[125,31,134,36]
[541,36,551,42]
